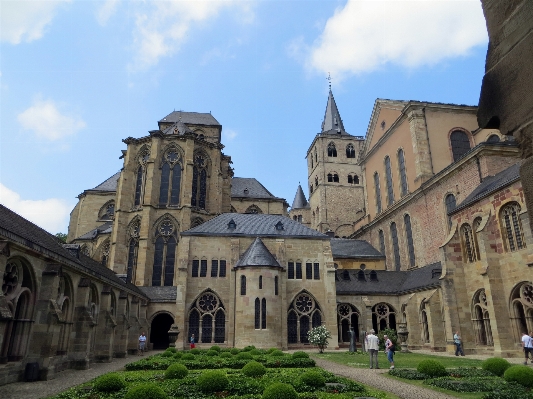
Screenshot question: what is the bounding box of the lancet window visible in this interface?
[378,229,386,257]
[385,156,394,206]
[450,130,471,162]
[372,303,396,332]
[99,201,115,220]
[188,290,226,344]
[390,222,400,271]
[100,241,110,267]
[152,218,177,286]
[461,223,477,262]
[404,214,415,267]
[500,202,526,252]
[337,303,360,344]
[472,289,493,346]
[191,153,208,210]
[328,143,337,157]
[445,194,456,229]
[126,219,140,284]
[346,143,355,158]
[398,149,408,197]
[287,292,322,344]
[420,302,430,343]
[374,172,382,213]
[134,148,150,207]
[240,275,246,295]
[510,282,533,341]
[159,149,182,206]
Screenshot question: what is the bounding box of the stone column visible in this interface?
[0,242,13,364]
[69,278,94,370]
[408,109,433,184]
[93,285,116,362]
[113,291,130,358]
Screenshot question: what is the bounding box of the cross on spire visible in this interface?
[327,72,332,90]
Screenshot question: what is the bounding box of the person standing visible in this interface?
[190,333,196,349]
[522,332,533,364]
[138,331,147,355]
[384,334,395,369]
[366,329,379,369]
[453,331,465,356]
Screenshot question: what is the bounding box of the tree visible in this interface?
[55,232,67,243]
[307,325,332,353]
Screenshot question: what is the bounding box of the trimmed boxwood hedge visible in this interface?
[262,382,298,399]
[93,373,126,392]
[389,368,429,380]
[242,361,267,377]
[299,370,326,388]
[124,383,167,399]
[503,365,533,388]
[164,363,188,380]
[197,370,229,393]
[482,357,512,377]
[292,351,309,359]
[425,377,503,393]
[417,359,448,377]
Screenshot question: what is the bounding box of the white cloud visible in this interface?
[17,96,86,141]
[131,1,253,70]
[0,184,72,234]
[223,129,238,141]
[96,0,120,26]
[0,0,70,44]
[304,0,488,77]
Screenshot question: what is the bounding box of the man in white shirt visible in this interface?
[522,332,533,365]
[366,329,380,369]
[139,332,147,355]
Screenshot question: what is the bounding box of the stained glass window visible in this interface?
[191,154,208,210]
[461,224,476,262]
[450,130,471,161]
[501,203,525,251]
[385,156,394,206]
[391,222,400,271]
[152,220,176,286]
[126,238,138,284]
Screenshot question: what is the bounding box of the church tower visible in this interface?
[306,89,365,237]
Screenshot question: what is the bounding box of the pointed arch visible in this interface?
[191,151,210,210]
[245,204,263,214]
[159,144,184,207]
[191,217,205,228]
[287,290,323,345]
[472,289,493,346]
[134,145,151,207]
[372,302,396,332]
[346,143,355,158]
[188,289,226,344]
[337,303,360,344]
[126,216,141,284]
[151,215,178,286]
[500,202,526,252]
[509,281,533,341]
[96,239,111,267]
[98,200,115,221]
[327,142,337,157]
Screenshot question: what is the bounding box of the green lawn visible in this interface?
[313,351,483,369]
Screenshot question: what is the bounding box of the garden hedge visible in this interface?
[481,357,512,377]
[503,365,533,388]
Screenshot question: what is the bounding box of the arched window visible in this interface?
[192,259,199,277]
[378,229,386,257]
[420,302,430,343]
[297,215,302,222]
[374,172,382,213]
[306,262,312,279]
[152,218,177,286]
[295,262,302,279]
[328,143,337,157]
[134,149,150,207]
[346,144,355,158]
[450,130,471,162]
[126,220,140,284]
[445,194,456,229]
[313,262,320,280]
[487,134,500,143]
[398,149,408,197]
[353,175,359,184]
[404,214,415,267]
[500,202,526,251]
[57,276,73,355]
[275,276,279,295]
[357,270,365,281]
[384,156,394,206]
[259,275,263,289]
[314,176,318,187]
[472,289,493,346]
[314,147,317,163]
[348,175,353,184]
[287,292,322,344]
[337,303,360,344]
[327,173,333,182]
[390,222,400,271]
[342,270,350,281]
[262,298,267,329]
[288,261,294,279]
[461,223,477,262]
[159,149,182,206]
[255,298,260,329]
[191,153,208,209]
[333,174,339,183]
[509,282,533,342]
[200,258,207,277]
[100,241,110,267]
[372,303,396,332]
[99,201,115,220]
[188,290,225,344]
[472,217,482,261]
[240,275,246,295]
[245,205,263,214]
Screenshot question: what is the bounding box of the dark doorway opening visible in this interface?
[150,313,174,350]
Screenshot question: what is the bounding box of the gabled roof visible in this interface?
[160,120,193,135]
[231,177,284,200]
[291,185,309,209]
[235,237,282,268]
[452,162,521,213]
[321,89,350,135]
[159,111,220,126]
[86,172,121,193]
[335,262,442,295]
[181,213,328,239]
[139,286,177,302]
[330,238,385,259]
[75,221,113,240]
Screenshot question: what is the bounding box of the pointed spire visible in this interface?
[291,184,309,209]
[321,89,347,134]
[235,237,282,268]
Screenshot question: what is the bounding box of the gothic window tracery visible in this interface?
[450,130,471,162]
[287,292,322,344]
[500,202,526,251]
[372,303,396,332]
[337,303,359,344]
[461,223,477,262]
[126,219,140,284]
[159,149,182,207]
[99,201,115,220]
[472,289,493,346]
[191,153,208,210]
[328,143,337,157]
[188,290,226,344]
[346,144,355,158]
[420,302,430,343]
[152,218,178,286]
[191,217,205,228]
[510,282,533,341]
[134,148,150,207]
[245,205,263,214]
[100,241,110,267]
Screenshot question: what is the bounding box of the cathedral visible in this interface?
[0,85,532,384]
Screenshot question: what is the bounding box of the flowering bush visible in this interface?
[307,325,332,353]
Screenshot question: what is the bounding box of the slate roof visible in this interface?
[330,238,385,259]
[335,262,442,295]
[235,237,282,268]
[76,221,113,240]
[159,111,220,126]
[160,120,193,135]
[0,204,146,298]
[181,213,329,239]
[86,171,121,192]
[139,286,177,302]
[452,163,521,213]
[291,185,309,209]
[321,89,351,136]
[231,177,283,200]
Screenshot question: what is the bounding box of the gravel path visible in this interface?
[313,357,458,399]
[0,352,162,399]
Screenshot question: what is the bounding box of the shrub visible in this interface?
[299,370,326,388]
[242,361,266,377]
[389,368,428,380]
[206,350,219,357]
[482,382,533,399]
[93,373,126,392]
[190,348,200,355]
[181,353,195,360]
[230,348,240,355]
[220,352,232,358]
[417,359,447,377]
[124,383,167,399]
[250,349,263,356]
[210,345,221,352]
[425,377,502,392]
[292,351,309,359]
[269,350,284,357]
[448,367,495,378]
[243,345,256,352]
[161,351,173,358]
[262,382,298,399]
[173,352,182,359]
[482,358,512,377]
[165,347,177,353]
[307,325,332,353]
[503,365,533,388]
[197,370,229,393]
[164,363,188,380]
[377,328,398,351]
[236,351,253,360]
[267,348,277,354]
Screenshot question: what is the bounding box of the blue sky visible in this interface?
[0,0,488,234]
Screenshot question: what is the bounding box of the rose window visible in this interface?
[523,284,533,304]
[2,262,21,298]
[195,155,205,167]
[140,152,150,164]
[338,304,350,317]
[295,294,314,314]
[198,293,219,313]
[166,151,179,163]
[159,220,174,236]
[377,304,388,316]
